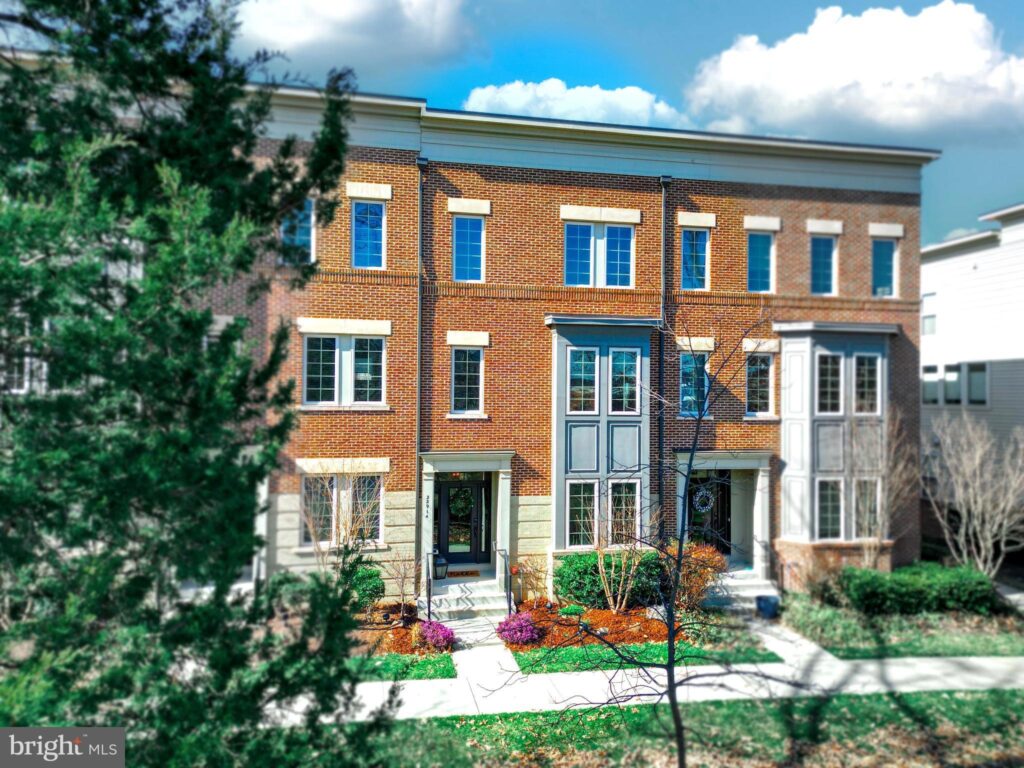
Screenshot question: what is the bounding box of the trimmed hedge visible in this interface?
[552,552,664,609]
[835,563,1000,616]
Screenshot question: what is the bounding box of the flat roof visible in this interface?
[979,201,1024,222]
[921,230,1000,258]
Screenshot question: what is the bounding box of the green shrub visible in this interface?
[558,604,586,618]
[836,563,999,616]
[352,566,386,612]
[552,553,665,609]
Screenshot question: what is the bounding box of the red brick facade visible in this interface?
[222,127,925,588]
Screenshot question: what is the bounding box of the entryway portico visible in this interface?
[420,450,514,596]
[675,450,772,580]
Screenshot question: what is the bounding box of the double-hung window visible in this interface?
[921,365,939,405]
[566,480,597,548]
[281,198,315,263]
[301,474,383,546]
[871,239,897,297]
[303,335,385,406]
[568,347,598,413]
[609,480,640,546]
[352,200,385,269]
[453,216,484,281]
[680,353,709,418]
[451,347,484,414]
[745,353,773,417]
[609,348,640,414]
[747,232,773,292]
[854,355,880,414]
[564,223,634,288]
[816,353,842,414]
[682,229,709,290]
[967,362,988,405]
[816,478,843,540]
[854,478,880,539]
[810,235,836,295]
[943,364,962,405]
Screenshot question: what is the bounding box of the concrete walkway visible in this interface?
[349,618,1024,721]
[997,581,1024,613]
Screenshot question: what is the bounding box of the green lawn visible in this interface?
[785,593,1024,660]
[348,652,456,681]
[513,639,780,674]
[378,688,1024,766]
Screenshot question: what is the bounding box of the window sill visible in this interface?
[292,542,389,555]
[300,404,391,413]
[677,414,713,421]
[446,412,490,420]
[743,415,779,422]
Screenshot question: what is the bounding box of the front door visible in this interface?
[687,470,732,555]
[437,480,489,564]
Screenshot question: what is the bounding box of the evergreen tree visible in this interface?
[0,2,390,763]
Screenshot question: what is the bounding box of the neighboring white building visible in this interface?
[920,202,1024,443]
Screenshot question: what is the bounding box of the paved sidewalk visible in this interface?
[349,619,1024,722]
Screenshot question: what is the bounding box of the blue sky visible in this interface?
[238,0,1024,245]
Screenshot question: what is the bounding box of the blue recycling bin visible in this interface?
[756,595,780,619]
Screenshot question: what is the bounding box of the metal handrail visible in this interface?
[495,545,514,616]
[426,549,435,622]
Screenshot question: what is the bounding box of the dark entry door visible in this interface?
[437,481,489,564]
[687,470,732,555]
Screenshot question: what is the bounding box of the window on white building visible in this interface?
[816,478,843,540]
[817,354,842,414]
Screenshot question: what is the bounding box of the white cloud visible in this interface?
[686,1,1024,142]
[463,78,691,128]
[238,0,476,79]
[943,226,981,241]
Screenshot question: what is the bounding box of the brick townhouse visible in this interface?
[217,89,938,612]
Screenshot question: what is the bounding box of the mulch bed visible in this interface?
[506,601,672,652]
[353,602,435,656]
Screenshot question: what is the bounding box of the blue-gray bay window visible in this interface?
[609,348,640,414]
[453,216,484,282]
[568,347,598,413]
[747,232,773,292]
[810,235,836,295]
[564,223,634,288]
[567,481,597,548]
[682,229,709,290]
[352,201,385,269]
[871,239,896,297]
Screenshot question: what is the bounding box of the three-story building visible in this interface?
[223,90,938,603]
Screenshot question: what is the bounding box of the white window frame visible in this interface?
[449,346,485,416]
[921,315,937,336]
[746,231,776,294]
[871,238,899,299]
[679,351,710,419]
[280,198,316,264]
[563,222,636,289]
[809,234,838,296]
[853,477,881,540]
[608,346,641,415]
[853,353,882,416]
[607,478,641,547]
[301,334,387,407]
[744,352,775,418]
[815,477,844,541]
[815,351,844,416]
[965,361,990,408]
[452,214,486,283]
[351,199,387,270]
[300,473,385,548]
[566,479,599,550]
[566,346,600,415]
[681,227,711,291]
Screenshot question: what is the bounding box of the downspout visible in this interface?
[415,156,429,590]
[658,175,672,542]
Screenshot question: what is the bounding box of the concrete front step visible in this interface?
[705,575,780,611]
[417,579,513,622]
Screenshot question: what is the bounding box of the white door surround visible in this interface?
[676,450,772,580]
[420,450,514,594]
